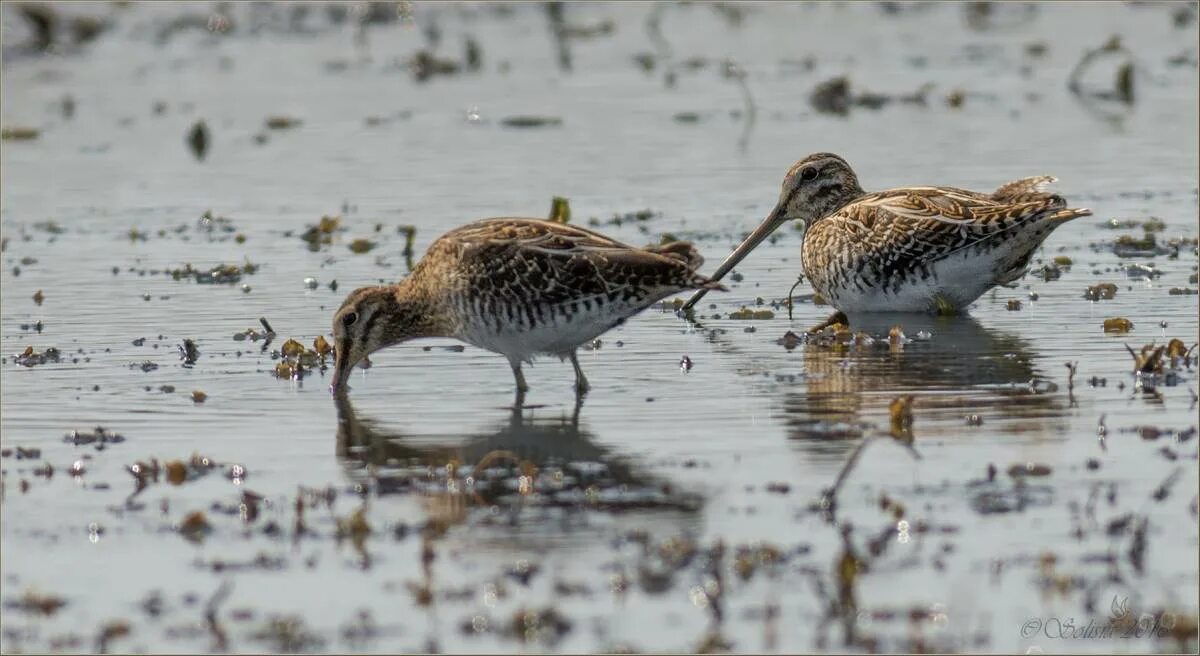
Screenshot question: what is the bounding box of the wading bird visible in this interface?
[683,152,1091,315]
[331,218,724,400]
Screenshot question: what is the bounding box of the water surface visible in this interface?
[2,2,1198,653]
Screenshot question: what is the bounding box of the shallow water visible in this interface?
[2,2,1198,653]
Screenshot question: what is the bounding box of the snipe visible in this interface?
[331,218,723,398]
[684,152,1092,314]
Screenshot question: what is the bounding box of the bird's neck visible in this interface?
[806,183,866,228]
[388,276,454,340]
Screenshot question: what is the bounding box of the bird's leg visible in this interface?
[807,310,849,334]
[571,391,584,425]
[569,350,590,395]
[506,359,530,395]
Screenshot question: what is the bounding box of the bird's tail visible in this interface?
[693,275,729,292]
[1048,207,1093,223]
[646,240,704,270]
[992,175,1057,201]
[647,241,727,291]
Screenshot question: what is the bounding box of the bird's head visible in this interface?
[330,286,437,394]
[694,152,865,292]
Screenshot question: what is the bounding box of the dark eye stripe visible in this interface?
[360,312,381,345]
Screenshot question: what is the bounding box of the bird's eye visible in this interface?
[342,311,358,328]
[800,167,818,182]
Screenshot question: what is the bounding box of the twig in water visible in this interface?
[723,60,757,152]
[545,2,571,72]
[787,275,805,320]
[205,581,233,652]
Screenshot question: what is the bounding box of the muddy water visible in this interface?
[2,2,1198,653]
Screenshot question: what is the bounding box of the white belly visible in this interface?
[825,253,1000,313]
[455,293,656,361]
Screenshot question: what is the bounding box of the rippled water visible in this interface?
[2,2,1198,653]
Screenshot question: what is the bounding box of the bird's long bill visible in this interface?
[330,345,354,396]
[681,202,790,311]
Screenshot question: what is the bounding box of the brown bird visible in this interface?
[684,152,1091,314]
[331,218,724,398]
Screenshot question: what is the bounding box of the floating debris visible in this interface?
[505,606,572,645]
[314,335,332,357]
[139,453,226,491]
[179,511,212,543]
[95,621,131,654]
[728,307,774,320]
[186,120,209,161]
[971,484,1054,515]
[191,390,207,404]
[398,225,417,256]
[249,614,326,652]
[348,238,376,254]
[6,446,42,459]
[232,321,276,344]
[1085,283,1118,300]
[499,116,563,128]
[464,36,483,71]
[932,293,958,316]
[1111,232,1172,257]
[178,339,199,366]
[165,460,188,485]
[1103,317,1134,333]
[1006,299,1022,311]
[4,591,66,616]
[1033,262,1063,281]
[2,127,40,141]
[1122,340,1193,396]
[889,395,915,439]
[1007,463,1053,478]
[810,77,853,115]
[31,290,44,305]
[1122,262,1161,279]
[64,427,125,446]
[281,339,305,357]
[777,331,802,351]
[300,215,343,251]
[12,346,61,367]
[412,50,461,82]
[548,196,571,224]
[1104,217,1167,231]
[272,336,330,381]
[1068,35,1135,105]
[264,116,302,130]
[810,76,930,115]
[679,355,693,372]
[168,260,258,285]
[335,506,372,553]
[590,208,659,228]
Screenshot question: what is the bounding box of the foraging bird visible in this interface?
[331,218,724,397]
[683,152,1092,314]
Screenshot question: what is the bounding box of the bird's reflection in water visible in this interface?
[781,313,1068,443]
[334,395,702,539]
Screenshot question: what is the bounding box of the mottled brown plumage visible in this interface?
[685,153,1092,313]
[331,218,723,397]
